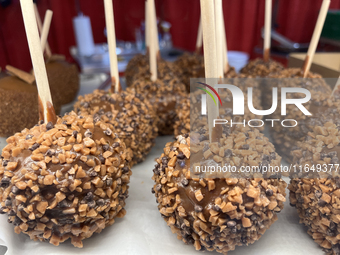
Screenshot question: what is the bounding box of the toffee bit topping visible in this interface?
[152,131,287,253]
[73,89,158,166]
[0,111,131,248]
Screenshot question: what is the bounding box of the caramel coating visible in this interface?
[289,121,340,253]
[290,177,340,255]
[268,68,331,163]
[173,53,238,92]
[267,68,325,108]
[152,129,286,253]
[46,59,79,105]
[131,73,187,135]
[125,54,148,87]
[125,54,178,88]
[240,58,284,77]
[291,121,340,178]
[0,112,131,248]
[174,96,190,136]
[74,89,158,166]
[0,76,59,137]
[173,53,205,92]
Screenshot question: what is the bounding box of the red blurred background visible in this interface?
[1,0,340,72]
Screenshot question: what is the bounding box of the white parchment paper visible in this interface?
[0,136,324,255]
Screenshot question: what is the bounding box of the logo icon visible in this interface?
[197,82,222,106]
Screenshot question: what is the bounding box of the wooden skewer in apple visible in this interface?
[21,0,56,124]
[4,9,52,86]
[221,4,229,74]
[124,0,187,135]
[40,10,53,56]
[240,0,284,77]
[73,0,159,166]
[0,3,131,250]
[195,17,203,54]
[34,3,52,58]
[104,0,121,92]
[263,0,272,62]
[201,0,218,141]
[148,0,157,82]
[265,0,332,164]
[302,0,330,77]
[33,6,80,106]
[0,6,59,137]
[171,14,205,91]
[214,0,224,80]
[331,76,340,97]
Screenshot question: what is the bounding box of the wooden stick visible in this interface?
[104,0,120,93]
[221,7,229,73]
[200,0,218,141]
[263,0,272,62]
[302,0,330,78]
[150,0,160,59]
[20,0,55,124]
[149,0,157,81]
[40,10,53,56]
[215,0,223,79]
[34,3,52,58]
[6,65,35,84]
[331,76,340,96]
[195,17,203,54]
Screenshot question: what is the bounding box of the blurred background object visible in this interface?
[320,10,340,47]
[1,0,340,73]
[0,0,11,8]
[0,245,6,255]
[73,14,95,56]
[72,0,95,56]
[289,52,340,78]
